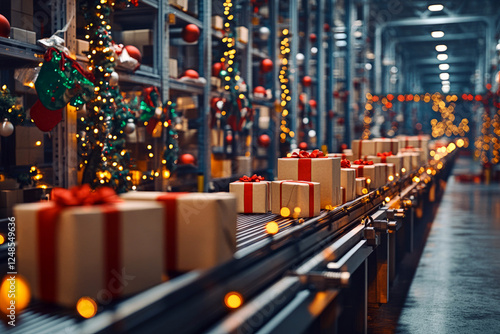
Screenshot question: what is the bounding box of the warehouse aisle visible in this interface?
[396,156,500,333]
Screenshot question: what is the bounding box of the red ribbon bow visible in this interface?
[354,159,374,165]
[290,149,324,158]
[377,151,393,157]
[51,184,120,207]
[239,174,265,182]
[341,159,351,168]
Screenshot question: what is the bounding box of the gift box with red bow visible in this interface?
[278,150,341,209]
[398,135,430,160]
[401,147,426,167]
[351,160,377,189]
[14,185,165,307]
[352,139,377,159]
[329,151,353,161]
[120,191,237,272]
[229,175,271,213]
[341,168,356,202]
[365,152,402,180]
[373,138,400,155]
[271,180,321,218]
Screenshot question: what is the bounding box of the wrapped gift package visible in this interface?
[400,151,420,171]
[372,138,400,155]
[341,168,356,202]
[356,177,367,196]
[271,181,321,218]
[351,164,376,189]
[401,147,426,165]
[398,153,412,175]
[340,187,347,205]
[211,154,232,178]
[121,191,237,272]
[212,16,224,30]
[169,0,188,11]
[352,140,377,159]
[230,176,270,213]
[366,154,402,179]
[236,156,252,176]
[374,163,387,187]
[15,191,164,307]
[277,151,341,208]
[380,163,396,182]
[236,26,249,44]
[399,135,430,159]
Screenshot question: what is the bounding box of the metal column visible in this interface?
[290,0,299,148]
[268,0,279,175]
[344,0,353,145]
[326,0,335,151]
[316,0,326,149]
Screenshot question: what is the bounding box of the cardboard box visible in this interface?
[14,200,165,307]
[0,189,23,208]
[355,177,367,196]
[169,0,189,11]
[120,191,237,271]
[76,39,89,56]
[211,77,222,89]
[236,26,249,44]
[341,168,356,202]
[278,156,341,209]
[169,58,178,78]
[212,154,232,178]
[212,16,223,30]
[374,163,386,188]
[352,140,376,159]
[10,27,27,42]
[230,180,270,213]
[351,165,376,189]
[26,30,36,44]
[236,156,252,176]
[365,155,402,179]
[271,181,321,218]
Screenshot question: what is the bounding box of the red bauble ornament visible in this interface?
[253,86,267,96]
[340,143,348,151]
[323,23,330,32]
[299,142,308,150]
[302,76,312,87]
[309,33,317,42]
[124,45,142,63]
[211,97,224,110]
[30,100,63,132]
[226,134,233,144]
[308,99,317,108]
[337,117,345,125]
[212,62,223,77]
[333,91,340,98]
[260,59,273,73]
[183,69,199,79]
[0,14,10,38]
[182,24,200,43]
[258,134,271,147]
[179,153,196,165]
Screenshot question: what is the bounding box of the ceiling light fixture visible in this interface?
[440,73,450,80]
[428,4,444,12]
[442,85,450,93]
[437,53,448,61]
[442,80,450,85]
[431,31,445,38]
[435,45,447,52]
[439,63,450,71]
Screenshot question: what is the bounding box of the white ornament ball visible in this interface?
[259,26,271,40]
[0,119,14,137]
[216,100,225,110]
[124,120,136,134]
[296,53,305,65]
[109,71,119,86]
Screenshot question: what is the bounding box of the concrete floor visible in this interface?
[396,157,500,333]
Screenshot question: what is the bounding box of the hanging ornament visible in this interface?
[309,99,317,108]
[124,45,142,64]
[296,53,305,66]
[302,76,312,87]
[258,133,271,147]
[212,62,224,77]
[182,69,199,79]
[226,134,233,144]
[309,33,317,43]
[323,23,330,32]
[259,26,271,40]
[253,86,267,97]
[260,59,273,73]
[30,100,63,132]
[109,71,119,86]
[299,142,308,150]
[0,15,10,38]
[0,119,13,137]
[216,100,225,110]
[179,153,195,165]
[182,24,200,43]
[124,119,136,134]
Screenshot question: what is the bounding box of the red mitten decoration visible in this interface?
[30,99,63,132]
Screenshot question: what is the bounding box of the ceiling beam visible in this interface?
[396,32,478,44]
[382,15,490,29]
[412,56,476,65]
[421,75,472,83]
[417,66,475,74]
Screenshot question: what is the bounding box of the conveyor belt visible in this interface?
[0,160,451,333]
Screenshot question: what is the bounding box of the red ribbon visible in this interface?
[356,165,364,177]
[353,159,374,165]
[341,187,346,204]
[341,159,351,168]
[156,192,189,272]
[377,152,393,163]
[239,174,265,182]
[37,185,120,302]
[244,183,253,213]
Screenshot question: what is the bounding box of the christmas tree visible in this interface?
[78,0,138,193]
